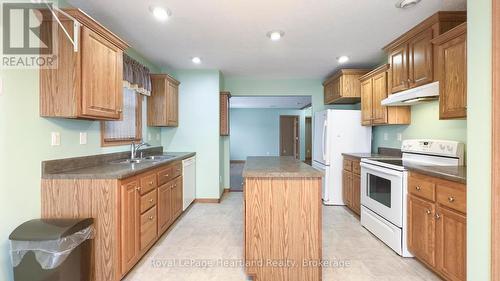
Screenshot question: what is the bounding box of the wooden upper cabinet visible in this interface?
[360,78,373,126]
[147,74,180,127]
[408,195,436,267]
[40,9,129,120]
[408,29,434,88]
[388,44,409,93]
[323,69,370,104]
[383,11,466,94]
[359,64,410,126]
[220,92,231,136]
[432,23,467,120]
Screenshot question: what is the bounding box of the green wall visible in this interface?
[467,0,492,280]
[161,70,222,199]
[230,108,311,161]
[372,101,467,152]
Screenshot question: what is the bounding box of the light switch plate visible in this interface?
[148,133,152,141]
[383,133,389,141]
[79,132,87,145]
[397,133,403,141]
[51,132,60,146]
[156,133,160,141]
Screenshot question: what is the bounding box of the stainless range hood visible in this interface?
[381,81,439,106]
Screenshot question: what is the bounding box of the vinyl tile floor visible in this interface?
[123,193,441,281]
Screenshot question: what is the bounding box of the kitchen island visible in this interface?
[242,156,323,281]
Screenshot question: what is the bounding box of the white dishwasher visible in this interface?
[182,156,196,210]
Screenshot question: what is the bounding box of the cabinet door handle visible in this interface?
[415,186,421,191]
[164,174,169,177]
[135,187,141,192]
[435,213,441,220]
[117,109,123,113]
[149,199,154,203]
[448,196,455,203]
[426,209,431,215]
[149,216,154,220]
[149,181,154,185]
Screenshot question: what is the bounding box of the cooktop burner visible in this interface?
[374,159,404,166]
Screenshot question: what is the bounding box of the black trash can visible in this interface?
[9,218,93,281]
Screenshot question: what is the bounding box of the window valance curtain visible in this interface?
[123,54,152,96]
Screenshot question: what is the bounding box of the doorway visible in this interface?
[279,115,300,159]
[305,116,312,165]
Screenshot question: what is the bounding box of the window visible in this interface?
[101,88,142,146]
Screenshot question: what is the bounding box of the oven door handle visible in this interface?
[360,162,404,177]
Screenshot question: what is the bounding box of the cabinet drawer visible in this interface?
[343,159,352,172]
[140,189,157,214]
[436,184,466,214]
[140,206,157,251]
[171,162,182,179]
[158,167,172,185]
[408,175,435,202]
[140,174,157,195]
[352,161,361,175]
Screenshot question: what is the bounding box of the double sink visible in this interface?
[109,155,176,165]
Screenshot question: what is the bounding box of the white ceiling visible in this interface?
[230,96,311,109]
[67,0,466,79]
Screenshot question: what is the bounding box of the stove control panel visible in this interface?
[401,139,465,159]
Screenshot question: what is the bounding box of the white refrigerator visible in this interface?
[312,110,372,205]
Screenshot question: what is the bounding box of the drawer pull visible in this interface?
[435,213,441,220]
[426,209,431,215]
[149,216,154,220]
[149,199,154,203]
[135,187,141,192]
[164,174,169,177]
[448,196,455,203]
[149,181,154,185]
[415,186,421,191]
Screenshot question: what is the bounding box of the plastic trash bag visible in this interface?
[10,226,93,270]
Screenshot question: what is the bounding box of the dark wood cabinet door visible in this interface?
[372,71,389,125]
[342,170,353,207]
[157,183,173,235]
[167,82,179,126]
[120,180,140,275]
[437,33,467,119]
[360,79,373,126]
[81,27,123,119]
[172,177,183,219]
[408,28,434,88]
[436,207,466,281]
[388,44,408,94]
[408,195,436,267]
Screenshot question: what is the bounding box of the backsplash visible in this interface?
[372,100,467,153]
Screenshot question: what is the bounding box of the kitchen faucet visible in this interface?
[130,141,150,160]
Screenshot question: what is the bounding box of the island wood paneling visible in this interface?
[244,177,322,281]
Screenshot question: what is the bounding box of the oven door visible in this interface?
[361,163,404,227]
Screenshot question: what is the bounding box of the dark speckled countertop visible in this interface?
[341,152,466,184]
[243,156,323,178]
[42,149,195,180]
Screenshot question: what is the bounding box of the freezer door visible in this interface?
[313,110,329,165]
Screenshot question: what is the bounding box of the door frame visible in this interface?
[493,1,500,279]
[305,116,312,162]
[279,115,300,159]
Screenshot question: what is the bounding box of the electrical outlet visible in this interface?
[79,132,87,145]
[397,133,403,141]
[156,133,160,141]
[51,132,60,146]
[148,133,152,141]
[383,133,389,141]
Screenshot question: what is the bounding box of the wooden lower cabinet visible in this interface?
[407,172,466,281]
[342,156,361,215]
[41,160,185,281]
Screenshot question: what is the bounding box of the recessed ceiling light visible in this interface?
[192,57,202,64]
[150,6,171,21]
[395,0,422,9]
[337,56,349,64]
[266,30,285,41]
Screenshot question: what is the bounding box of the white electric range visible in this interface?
[360,139,465,257]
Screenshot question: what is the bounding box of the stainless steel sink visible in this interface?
[144,155,176,161]
[109,158,145,164]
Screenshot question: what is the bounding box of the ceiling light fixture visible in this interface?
[395,0,422,9]
[266,30,285,41]
[191,57,202,64]
[150,6,171,21]
[337,56,349,64]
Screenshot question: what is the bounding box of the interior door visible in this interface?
[280,116,299,159]
[81,27,123,119]
[305,117,312,161]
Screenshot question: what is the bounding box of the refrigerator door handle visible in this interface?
[322,119,328,163]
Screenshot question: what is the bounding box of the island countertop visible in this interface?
[242,156,323,178]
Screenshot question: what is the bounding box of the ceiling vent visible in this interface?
[395,0,422,9]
